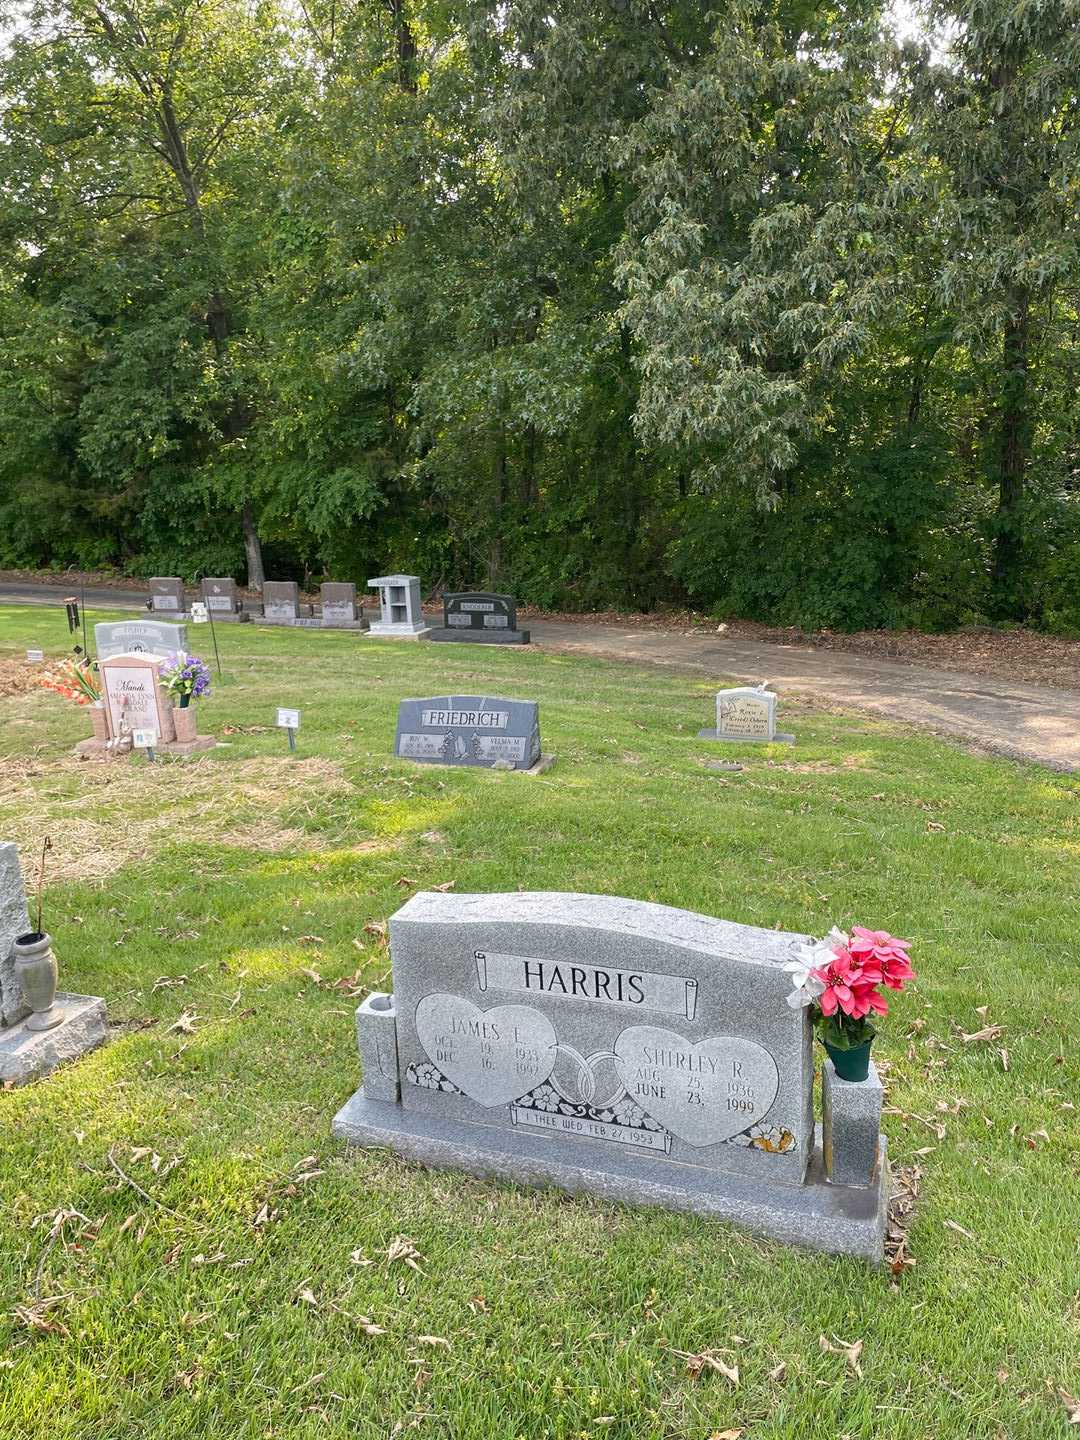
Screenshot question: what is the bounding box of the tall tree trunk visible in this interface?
[242,503,265,593]
[991,285,1030,617]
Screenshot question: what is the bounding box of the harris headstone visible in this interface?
[393,694,547,772]
[431,592,530,645]
[333,892,887,1261]
[699,686,794,745]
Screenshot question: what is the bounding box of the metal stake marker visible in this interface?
[287,726,296,752]
[205,601,223,680]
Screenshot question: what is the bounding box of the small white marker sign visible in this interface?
[276,707,301,730]
[131,728,158,749]
[26,648,44,662]
[191,602,209,624]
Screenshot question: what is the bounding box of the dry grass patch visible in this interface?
[0,755,355,881]
[0,657,41,699]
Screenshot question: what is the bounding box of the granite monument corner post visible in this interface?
[320,583,368,631]
[393,694,553,773]
[333,892,888,1262]
[430,592,531,645]
[149,578,187,615]
[0,842,108,1086]
[699,686,795,745]
[367,575,432,639]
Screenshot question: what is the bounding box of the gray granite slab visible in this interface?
[394,696,542,771]
[0,842,31,1027]
[149,577,186,613]
[0,993,108,1085]
[321,583,366,627]
[262,581,300,620]
[430,592,530,645]
[95,618,187,662]
[332,1096,887,1262]
[201,577,245,618]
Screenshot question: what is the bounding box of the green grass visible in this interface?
[0,605,1077,1440]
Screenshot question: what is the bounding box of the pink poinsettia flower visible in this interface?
[811,947,883,1018]
[850,926,915,990]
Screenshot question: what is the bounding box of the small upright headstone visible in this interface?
[699,686,794,745]
[262,581,305,621]
[394,694,550,772]
[95,618,187,662]
[101,653,177,744]
[320,583,368,630]
[431,592,530,645]
[367,575,432,639]
[332,891,887,1261]
[200,577,248,622]
[149,577,186,614]
[0,841,109,1086]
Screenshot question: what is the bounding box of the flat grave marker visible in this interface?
[333,892,888,1261]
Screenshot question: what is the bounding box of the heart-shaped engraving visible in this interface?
[614,1027,779,1147]
[415,995,557,1107]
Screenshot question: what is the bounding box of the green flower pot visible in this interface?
[823,1038,872,1082]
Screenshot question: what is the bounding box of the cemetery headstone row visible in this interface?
[333,891,888,1261]
[258,581,368,630]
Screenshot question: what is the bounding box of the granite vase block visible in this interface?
[356,993,401,1101]
[13,932,63,1031]
[822,1058,884,1188]
[0,993,108,1086]
[0,842,31,1027]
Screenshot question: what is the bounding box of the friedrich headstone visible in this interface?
[149,577,186,614]
[95,618,187,662]
[333,892,887,1261]
[394,694,546,771]
[431,592,530,645]
[367,575,432,639]
[699,686,794,745]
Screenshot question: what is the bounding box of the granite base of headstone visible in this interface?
[0,843,107,1086]
[698,686,794,744]
[430,592,530,645]
[367,575,432,640]
[332,892,888,1262]
[320,583,368,630]
[393,695,553,773]
[201,577,249,622]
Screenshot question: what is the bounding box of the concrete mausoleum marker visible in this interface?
[0,842,107,1086]
[333,892,888,1261]
[394,694,553,773]
[431,592,530,645]
[699,685,794,745]
[367,575,432,639]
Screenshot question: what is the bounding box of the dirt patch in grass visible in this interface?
[0,755,355,881]
[0,658,41,699]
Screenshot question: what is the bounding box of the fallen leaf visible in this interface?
[819,1334,863,1377]
[431,881,456,892]
[961,1025,1004,1044]
[684,1350,739,1385]
[298,936,324,946]
[768,1361,787,1383]
[300,967,322,984]
[709,1431,744,1440]
[416,1335,451,1350]
[168,1008,199,1035]
[349,1248,373,1267]
[356,1314,387,1336]
[394,877,415,889]
[1058,1388,1080,1424]
[944,1218,977,1241]
[297,1286,319,1307]
[386,1236,424,1272]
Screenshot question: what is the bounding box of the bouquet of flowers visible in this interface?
[160,654,211,708]
[785,925,914,1080]
[35,653,101,706]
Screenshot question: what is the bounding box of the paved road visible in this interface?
[3,582,1077,771]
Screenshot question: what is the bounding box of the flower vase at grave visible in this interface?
[13,931,63,1031]
[823,1038,873,1082]
[173,701,197,743]
[90,703,109,744]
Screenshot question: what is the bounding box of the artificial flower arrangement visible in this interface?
[159,653,211,708]
[785,925,914,1080]
[35,652,101,706]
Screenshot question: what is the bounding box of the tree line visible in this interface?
[0,0,1077,629]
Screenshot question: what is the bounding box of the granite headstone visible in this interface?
[0,842,31,1027]
[149,577,186,614]
[431,592,530,645]
[394,695,542,771]
[262,580,302,621]
[320,582,367,629]
[699,686,794,745]
[333,892,888,1260]
[95,618,187,662]
[200,577,246,620]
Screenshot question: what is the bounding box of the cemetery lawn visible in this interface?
[1,605,1078,1440]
